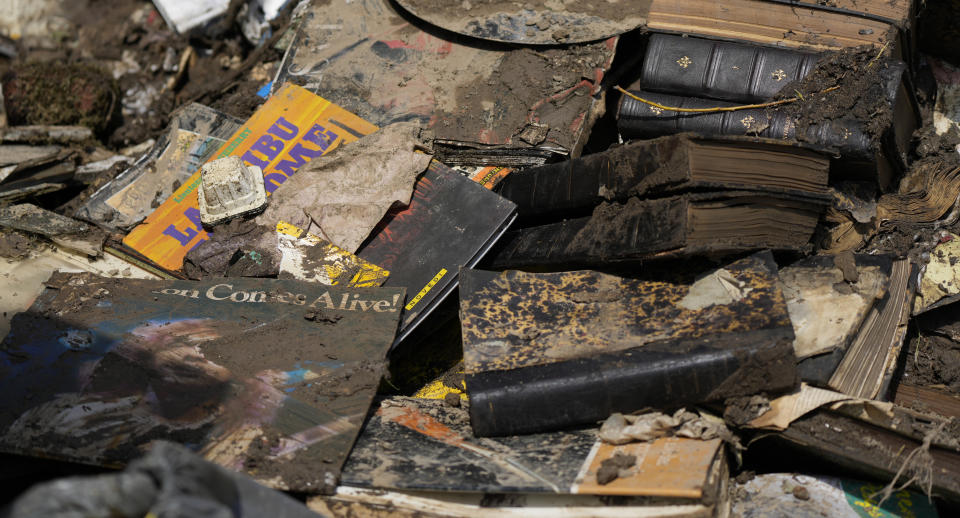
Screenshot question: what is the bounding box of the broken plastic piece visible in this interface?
[197,156,267,226]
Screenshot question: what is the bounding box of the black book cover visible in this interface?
[460,251,798,436]
[357,161,517,346]
[0,273,405,493]
[617,89,875,160]
[639,33,820,103]
[496,134,830,219]
[489,190,828,269]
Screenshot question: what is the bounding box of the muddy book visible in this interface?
[340,397,728,504]
[497,134,829,220]
[781,254,893,385]
[356,160,516,347]
[460,250,798,436]
[489,190,827,269]
[827,258,914,399]
[766,406,960,502]
[122,83,378,272]
[779,255,912,400]
[637,0,911,52]
[617,59,919,190]
[0,272,405,494]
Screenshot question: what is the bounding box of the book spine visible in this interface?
[468,329,798,437]
[489,196,689,268]
[640,34,820,103]
[497,136,691,217]
[617,90,874,160]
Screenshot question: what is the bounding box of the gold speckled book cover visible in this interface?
[460,250,798,436]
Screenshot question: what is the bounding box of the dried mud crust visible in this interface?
[402,0,632,19]
[445,42,611,150]
[397,0,650,43]
[903,334,960,395]
[2,62,118,135]
[0,230,41,260]
[775,45,898,150]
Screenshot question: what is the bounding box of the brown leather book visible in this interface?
[645,0,914,51]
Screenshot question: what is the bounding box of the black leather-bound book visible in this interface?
[461,251,798,436]
[497,134,829,219]
[488,190,828,269]
[638,34,820,103]
[617,90,875,160]
[617,60,918,190]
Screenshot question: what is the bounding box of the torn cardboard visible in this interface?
[258,122,431,253]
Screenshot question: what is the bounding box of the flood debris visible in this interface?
[257,121,431,253]
[3,0,960,515]
[198,155,268,226]
[0,203,106,257]
[4,441,319,518]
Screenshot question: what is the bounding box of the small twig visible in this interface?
[614,85,839,113]
[867,41,890,68]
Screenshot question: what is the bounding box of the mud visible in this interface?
[182,220,279,279]
[2,0,282,149]
[777,46,898,149]
[403,0,633,19]
[903,334,960,394]
[396,0,650,44]
[723,395,772,428]
[596,453,636,485]
[447,41,612,152]
[2,62,118,135]
[0,230,40,260]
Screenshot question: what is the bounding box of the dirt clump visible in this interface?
[777,45,899,149]
[2,62,118,135]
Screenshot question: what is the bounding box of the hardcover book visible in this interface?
[497,134,829,220]
[460,251,798,436]
[0,273,405,493]
[640,0,912,52]
[617,60,918,189]
[827,258,913,399]
[341,397,728,503]
[781,254,892,362]
[618,90,875,160]
[638,34,820,103]
[489,190,827,269]
[357,161,516,346]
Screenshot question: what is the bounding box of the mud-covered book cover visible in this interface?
[341,397,725,500]
[460,250,799,436]
[357,160,516,346]
[0,273,405,494]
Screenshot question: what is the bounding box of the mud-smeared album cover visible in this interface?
[0,272,404,493]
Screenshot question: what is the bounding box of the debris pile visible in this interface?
[0,0,959,516]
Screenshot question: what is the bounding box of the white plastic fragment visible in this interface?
[197,156,267,226]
